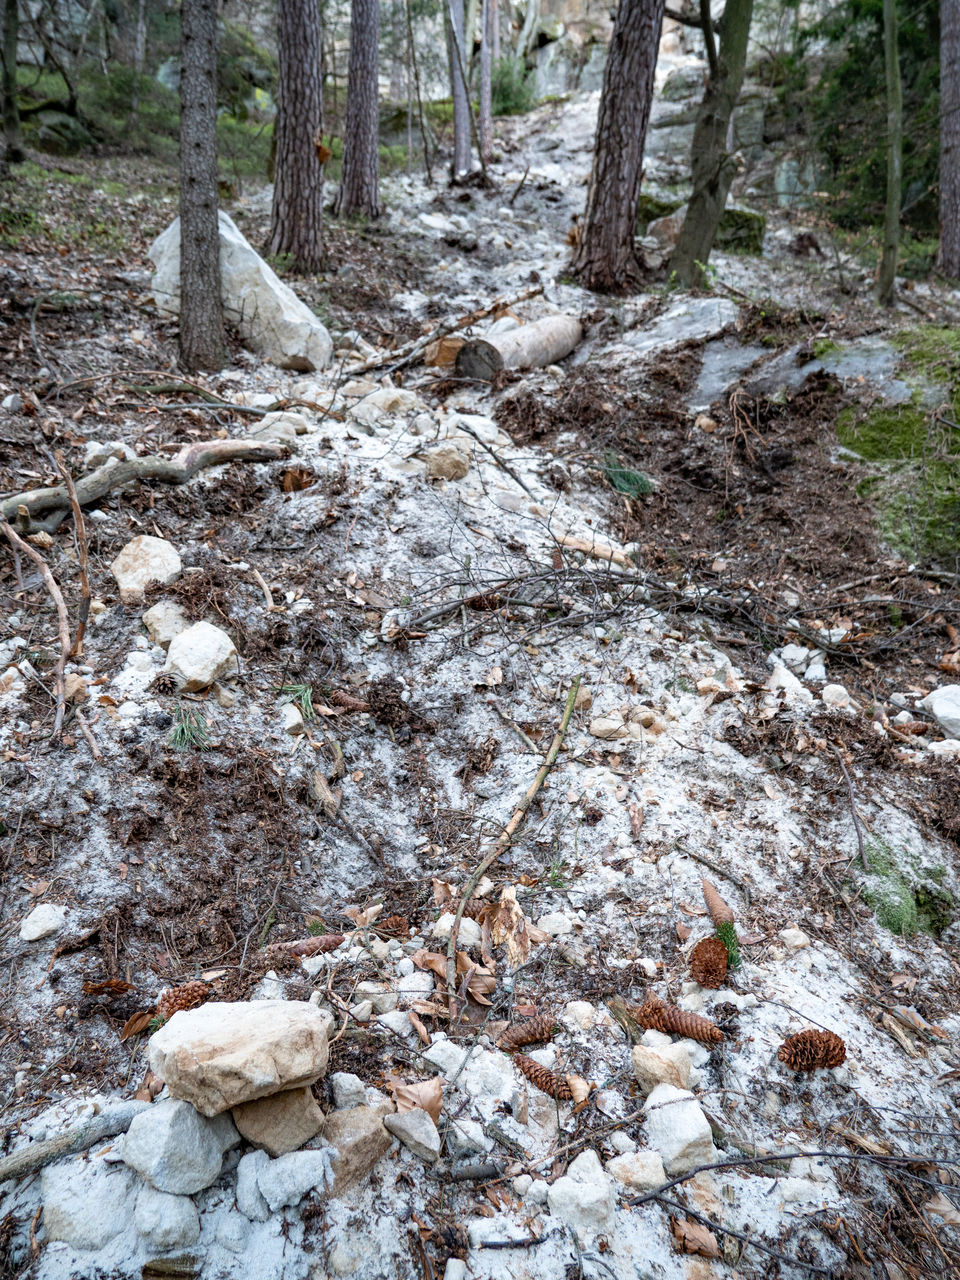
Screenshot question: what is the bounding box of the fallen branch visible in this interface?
[54,453,90,657]
[1,438,285,532]
[0,521,71,738]
[75,709,102,762]
[829,743,869,871]
[349,284,545,376]
[445,677,581,1017]
[0,1101,149,1184]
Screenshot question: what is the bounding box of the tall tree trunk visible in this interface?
[127,0,148,132]
[389,0,406,100]
[941,0,960,278]
[941,0,960,277]
[334,0,381,218]
[670,0,754,289]
[571,0,667,293]
[178,0,226,373]
[876,0,902,304]
[2,0,23,163]
[267,0,325,270]
[479,0,493,161]
[446,0,471,176]
[491,0,500,59]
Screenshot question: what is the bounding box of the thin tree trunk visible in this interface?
[480,0,493,160]
[1,0,23,162]
[128,0,148,132]
[941,0,960,277]
[670,0,754,289]
[406,0,432,183]
[267,0,325,271]
[334,0,381,218]
[517,0,539,58]
[389,0,405,99]
[571,0,667,293]
[178,0,226,372]
[446,0,471,176]
[876,0,902,304]
[491,0,500,60]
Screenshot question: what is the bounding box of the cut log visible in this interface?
[455,315,583,381]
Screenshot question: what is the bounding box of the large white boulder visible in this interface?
[41,1158,138,1250]
[149,211,333,371]
[121,1098,238,1193]
[149,999,330,1116]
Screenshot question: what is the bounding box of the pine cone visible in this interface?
[156,980,209,1023]
[632,994,725,1046]
[497,1014,558,1052]
[269,933,345,957]
[778,1029,846,1072]
[329,689,370,712]
[701,878,735,926]
[690,938,728,989]
[376,915,410,938]
[513,1053,572,1100]
[461,898,488,921]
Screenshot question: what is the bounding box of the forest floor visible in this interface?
[1,68,960,1280]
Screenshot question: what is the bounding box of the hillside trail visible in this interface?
[1,47,959,1280]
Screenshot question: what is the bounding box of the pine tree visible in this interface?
[940,0,959,277]
[334,0,381,218]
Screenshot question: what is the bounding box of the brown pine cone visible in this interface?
[689,938,729,989]
[461,898,488,921]
[156,980,210,1023]
[778,1029,846,1072]
[329,689,370,712]
[632,994,725,1045]
[701,878,735,926]
[376,915,410,938]
[497,1014,558,1052]
[269,933,345,957]
[513,1053,572,1100]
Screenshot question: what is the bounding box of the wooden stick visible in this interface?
[2,438,285,530]
[54,454,90,658]
[75,709,102,762]
[0,1101,149,1184]
[349,284,544,376]
[0,521,71,738]
[829,743,870,871]
[445,677,581,1017]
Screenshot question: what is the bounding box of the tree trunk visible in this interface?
[267,0,325,271]
[446,0,472,176]
[178,0,226,373]
[479,0,493,161]
[670,0,754,289]
[517,0,540,59]
[876,0,902,304]
[127,0,148,132]
[571,0,667,294]
[2,0,24,162]
[334,0,381,218]
[942,0,960,278]
[455,314,582,379]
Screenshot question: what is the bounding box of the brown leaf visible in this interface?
[432,879,455,908]
[670,1217,720,1258]
[678,901,708,917]
[82,979,134,997]
[385,1075,444,1124]
[412,949,449,980]
[564,1074,592,1105]
[120,1010,155,1041]
[282,466,316,493]
[628,802,644,839]
[676,921,691,941]
[738,930,765,945]
[342,903,383,929]
[924,1192,960,1226]
[485,885,533,967]
[407,1007,431,1046]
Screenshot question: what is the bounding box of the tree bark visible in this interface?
[479,0,493,161]
[571,0,667,294]
[876,0,902,305]
[455,314,582,379]
[942,0,960,277]
[178,0,227,373]
[670,0,754,289]
[267,0,325,271]
[446,0,472,176]
[334,0,381,218]
[128,0,148,132]
[2,0,23,162]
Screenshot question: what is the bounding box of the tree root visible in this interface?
[0,1101,149,1185]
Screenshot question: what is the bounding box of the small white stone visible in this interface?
[164,620,238,691]
[526,1178,549,1204]
[919,685,960,739]
[377,1010,414,1037]
[19,903,68,941]
[606,1150,666,1190]
[349,999,374,1021]
[536,912,573,937]
[636,957,658,978]
[431,913,482,947]
[643,1084,716,1175]
[512,1174,532,1197]
[821,683,850,708]
[111,535,181,602]
[383,1107,441,1162]
[330,1072,367,1109]
[283,702,305,734]
[779,926,811,949]
[563,1000,595,1030]
[142,601,189,648]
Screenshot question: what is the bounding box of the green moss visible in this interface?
[859,838,954,937]
[914,885,954,936]
[813,338,841,360]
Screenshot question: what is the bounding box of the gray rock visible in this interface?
[383,1107,441,1162]
[134,1185,200,1250]
[920,685,960,739]
[122,1098,239,1194]
[215,1209,251,1252]
[330,1072,368,1109]
[256,1148,335,1211]
[643,1084,717,1174]
[41,1159,138,1250]
[546,1149,615,1244]
[421,1037,468,1078]
[149,212,333,371]
[236,1149,270,1222]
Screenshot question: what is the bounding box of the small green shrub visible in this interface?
[492,57,537,116]
[715,921,741,969]
[603,450,654,498]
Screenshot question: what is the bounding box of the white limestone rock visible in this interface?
[330,1072,368,1109]
[142,600,189,648]
[632,1042,692,1095]
[546,1149,616,1244]
[821,683,850,708]
[41,1159,138,1251]
[121,1098,238,1193]
[251,410,310,443]
[766,663,814,705]
[383,1107,441,1162]
[19,903,67,941]
[606,1150,667,1190]
[236,1149,271,1221]
[256,1147,335,1211]
[920,685,960,739]
[163,620,238,692]
[149,212,333,371]
[537,911,574,937]
[643,1084,716,1175]
[134,1185,200,1251]
[430,913,481,947]
[148,1000,330,1116]
[110,535,181,603]
[425,444,469,480]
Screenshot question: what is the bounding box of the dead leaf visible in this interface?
[564,1074,592,1105]
[738,931,765,945]
[342,903,383,929]
[412,949,449,981]
[309,768,341,818]
[432,879,455,908]
[82,979,134,997]
[120,1010,155,1041]
[678,901,708,917]
[676,922,692,942]
[628,803,644,838]
[385,1075,444,1124]
[890,1005,949,1041]
[407,1007,431,1046]
[925,1192,960,1226]
[670,1217,720,1258]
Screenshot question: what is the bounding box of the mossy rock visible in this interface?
[31,111,93,156]
[860,838,956,936]
[637,192,683,229]
[715,206,766,255]
[661,65,707,102]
